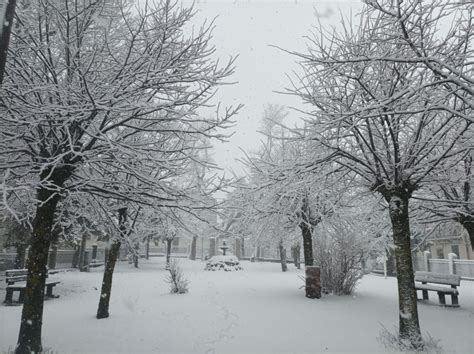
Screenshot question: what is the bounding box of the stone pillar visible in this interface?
[305,266,321,299]
[448,253,458,275]
[83,251,90,272]
[423,250,431,272]
[235,238,241,259]
[72,245,80,268]
[91,244,98,260]
[78,233,88,271]
[209,238,216,258]
[48,244,58,270]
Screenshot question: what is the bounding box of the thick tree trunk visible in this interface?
[240,237,245,258]
[278,240,287,272]
[189,235,197,260]
[96,240,121,319]
[97,207,127,319]
[16,178,67,354]
[387,193,423,349]
[14,243,27,269]
[300,222,314,266]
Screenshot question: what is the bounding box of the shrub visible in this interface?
[165,259,189,294]
[377,325,443,353]
[204,255,242,271]
[314,229,365,295]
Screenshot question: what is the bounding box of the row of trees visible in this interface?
[1,0,472,352]
[0,0,237,353]
[223,0,473,350]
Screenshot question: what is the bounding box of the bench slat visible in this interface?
[414,271,460,286]
[415,284,458,294]
[5,268,50,285]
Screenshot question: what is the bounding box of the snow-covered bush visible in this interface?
[377,325,443,353]
[205,255,243,271]
[314,223,367,295]
[165,259,189,294]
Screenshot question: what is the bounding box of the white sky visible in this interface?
[185,0,364,176]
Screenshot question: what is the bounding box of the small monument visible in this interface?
[205,239,242,271]
[220,240,229,256]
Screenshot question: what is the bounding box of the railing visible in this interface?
[415,251,474,281]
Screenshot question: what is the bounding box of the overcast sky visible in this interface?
[185,0,363,176]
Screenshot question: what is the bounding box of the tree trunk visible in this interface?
[240,237,245,258]
[97,207,127,319]
[292,243,301,269]
[166,238,172,266]
[96,240,121,319]
[278,240,287,272]
[189,235,197,260]
[461,219,474,251]
[145,237,150,260]
[16,178,67,354]
[0,0,17,85]
[300,222,314,266]
[387,193,423,349]
[78,233,88,272]
[14,243,27,269]
[133,242,139,268]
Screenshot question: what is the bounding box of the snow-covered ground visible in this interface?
[1,258,473,353]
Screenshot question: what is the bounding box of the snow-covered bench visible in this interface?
[3,269,60,305]
[414,271,460,307]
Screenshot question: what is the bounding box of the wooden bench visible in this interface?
[414,271,461,307]
[4,269,61,305]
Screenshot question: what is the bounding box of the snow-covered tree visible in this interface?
[418,151,474,250]
[0,0,238,352]
[287,0,472,347]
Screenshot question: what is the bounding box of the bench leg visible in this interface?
[45,284,59,299]
[46,285,53,298]
[18,289,26,303]
[451,293,459,307]
[437,292,446,306]
[4,289,13,304]
[422,289,429,300]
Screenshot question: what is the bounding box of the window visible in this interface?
[172,237,179,246]
[436,248,444,259]
[451,245,460,258]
